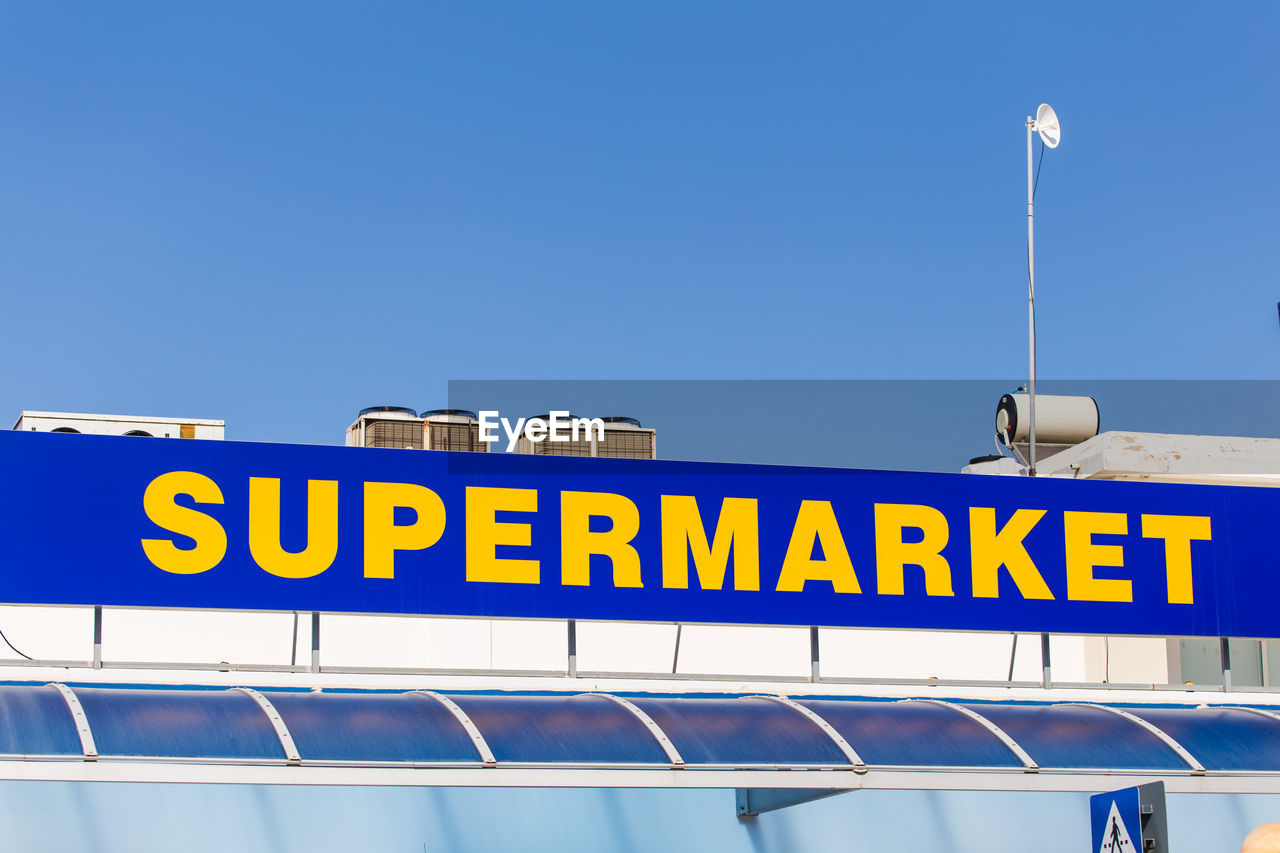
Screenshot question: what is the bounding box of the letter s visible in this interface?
[141,471,227,574]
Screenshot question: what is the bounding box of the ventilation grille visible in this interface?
[597,429,654,459]
[427,422,488,453]
[533,437,593,457]
[365,420,424,449]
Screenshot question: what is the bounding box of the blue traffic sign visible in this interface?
[1091,783,1166,853]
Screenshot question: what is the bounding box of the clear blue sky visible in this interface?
[1,2,1276,445]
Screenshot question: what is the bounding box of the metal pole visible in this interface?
[92,606,102,670]
[809,626,821,683]
[567,620,578,677]
[671,623,682,674]
[1007,633,1018,681]
[1221,637,1233,693]
[1026,117,1038,477]
[1040,632,1052,688]
[310,612,321,673]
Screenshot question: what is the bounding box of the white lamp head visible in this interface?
[1034,103,1061,148]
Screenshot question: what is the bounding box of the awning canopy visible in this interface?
[1,683,1278,794]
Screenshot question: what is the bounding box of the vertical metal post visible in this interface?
[1221,637,1233,693]
[671,623,682,674]
[809,626,821,683]
[92,606,102,670]
[1026,117,1038,477]
[1040,632,1052,688]
[310,612,321,673]
[567,619,578,677]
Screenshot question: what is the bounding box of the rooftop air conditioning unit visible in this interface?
[596,416,657,459]
[515,413,595,457]
[345,406,424,449]
[421,409,488,453]
[515,415,656,459]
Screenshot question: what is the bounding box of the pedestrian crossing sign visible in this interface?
[1090,782,1168,853]
[1097,799,1138,853]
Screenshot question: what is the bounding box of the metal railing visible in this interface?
[0,604,1267,693]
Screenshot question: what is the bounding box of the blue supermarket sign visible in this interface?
[0,429,1271,637]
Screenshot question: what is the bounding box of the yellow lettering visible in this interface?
[560,491,642,587]
[874,503,953,596]
[141,471,227,574]
[466,486,538,584]
[660,496,759,591]
[776,500,860,593]
[1142,514,1212,605]
[1064,511,1131,602]
[248,478,338,579]
[363,482,446,579]
[969,507,1053,599]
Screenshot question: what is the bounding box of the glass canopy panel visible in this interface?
[963,703,1188,770]
[1131,707,1280,772]
[73,687,286,760]
[799,699,1025,768]
[0,685,83,756]
[446,693,669,764]
[265,691,481,763]
[630,697,850,766]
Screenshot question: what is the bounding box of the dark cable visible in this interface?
[1032,138,1046,199]
[1026,136,1047,284]
[0,626,33,661]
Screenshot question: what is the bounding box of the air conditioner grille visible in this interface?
[366,420,424,449]
[534,437,593,457]
[428,423,487,453]
[597,429,654,459]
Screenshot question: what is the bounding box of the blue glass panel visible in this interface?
[964,703,1188,770]
[630,697,849,766]
[1131,707,1280,772]
[799,700,1023,768]
[0,685,82,756]
[74,688,285,759]
[447,694,668,764]
[266,692,480,763]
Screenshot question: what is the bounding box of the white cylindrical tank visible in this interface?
[996,393,1099,445]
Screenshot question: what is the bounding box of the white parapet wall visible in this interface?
[12,411,224,440]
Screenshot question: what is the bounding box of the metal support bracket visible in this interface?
[809,626,821,683]
[232,688,301,765]
[567,619,578,678]
[412,691,497,767]
[736,788,853,817]
[1221,637,1234,693]
[310,612,321,673]
[49,683,97,761]
[92,606,103,670]
[1041,632,1052,688]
